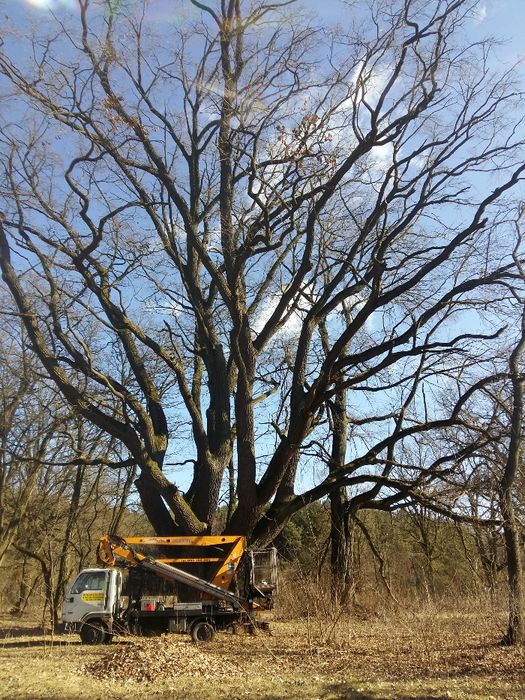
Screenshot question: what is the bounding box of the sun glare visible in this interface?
[19,0,193,23]
[23,0,75,9]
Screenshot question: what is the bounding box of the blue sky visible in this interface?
[5,0,525,55]
[4,1,524,113]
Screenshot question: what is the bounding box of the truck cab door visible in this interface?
[62,570,109,625]
[105,570,121,616]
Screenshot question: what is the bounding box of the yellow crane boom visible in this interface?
[97,535,246,610]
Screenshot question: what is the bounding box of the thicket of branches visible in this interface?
[0,0,524,637]
[0,301,144,626]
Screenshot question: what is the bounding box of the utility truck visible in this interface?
[61,534,277,644]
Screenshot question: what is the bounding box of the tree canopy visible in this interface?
[0,0,524,544]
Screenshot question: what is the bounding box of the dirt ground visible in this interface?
[1,608,524,699]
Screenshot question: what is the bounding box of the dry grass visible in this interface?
[1,605,524,699]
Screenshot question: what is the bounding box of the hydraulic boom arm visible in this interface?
[97,535,245,610]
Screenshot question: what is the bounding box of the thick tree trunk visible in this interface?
[227,358,258,533]
[500,305,525,646]
[500,497,525,645]
[135,456,208,535]
[135,472,179,535]
[328,388,352,603]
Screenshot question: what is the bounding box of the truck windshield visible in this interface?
[71,571,107,594]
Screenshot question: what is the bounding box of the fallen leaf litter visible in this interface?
[82,615,525,686]
[85,636,245,683]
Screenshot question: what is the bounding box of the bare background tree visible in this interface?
[0,287,142,625]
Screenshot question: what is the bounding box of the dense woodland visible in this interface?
[0,0,524,645]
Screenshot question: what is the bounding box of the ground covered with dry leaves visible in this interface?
[1,607,525,699]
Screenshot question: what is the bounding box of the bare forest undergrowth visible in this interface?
[1,604,525,699]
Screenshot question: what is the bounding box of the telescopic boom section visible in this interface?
[96,535,245,610]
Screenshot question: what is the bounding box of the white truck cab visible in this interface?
[62,568,122,643]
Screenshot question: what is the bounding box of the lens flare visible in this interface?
[23,0,76,9]
[20,0,196,24]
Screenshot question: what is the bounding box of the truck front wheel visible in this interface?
[80,619,108,645]
[191,621,215,643]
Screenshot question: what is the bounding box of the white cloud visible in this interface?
[369,142,394,170]
[253,287,378,344]
[350,61,388,108]
[473,4,487,23]
[252,292,304,340]
[331,62,388,123]
[252,281,322,340]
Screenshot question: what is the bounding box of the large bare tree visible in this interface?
[0,0,524,543]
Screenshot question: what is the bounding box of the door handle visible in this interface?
[69,597,74,603]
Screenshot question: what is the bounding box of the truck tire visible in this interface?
[191,621,215,643]
[80,619,107,645]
